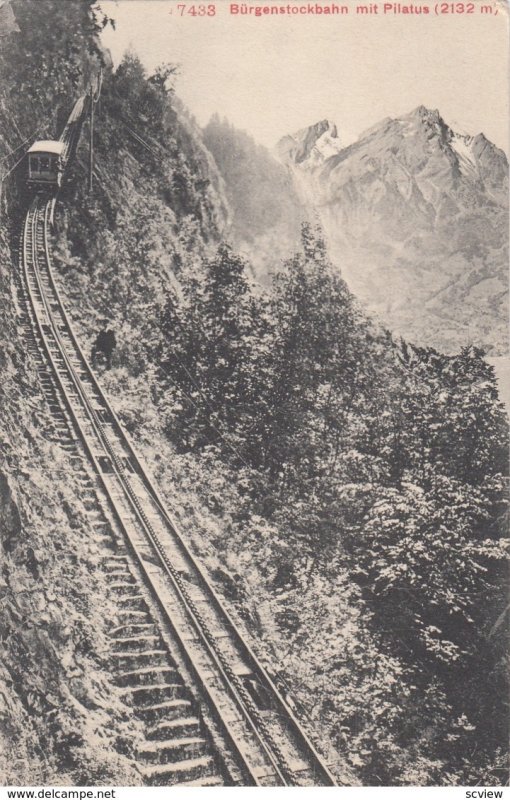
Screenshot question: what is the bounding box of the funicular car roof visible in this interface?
[28,140,65,155]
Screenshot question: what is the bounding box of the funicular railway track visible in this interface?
[19,195,338,787]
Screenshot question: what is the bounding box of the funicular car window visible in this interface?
[40,157,49,171]
[30,156,39,172]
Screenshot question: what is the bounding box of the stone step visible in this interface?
[141,755,216,786]
[115,609,150,621]
[94,536,116,550]
[92,523,110,535]
[111,635,161,653]
[117,666,179,687]
[109,623,157,638]
[110,582,141,596]
[174,775,224,787]
[118,595,148,610]
[138,736,207,765]
[83,499,99,511]
[121,683,186,706]
[146,717,202,741]
[106,569,135,580]
[110,650,169,670]
[136,698,193,723]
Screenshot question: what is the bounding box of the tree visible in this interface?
[159,243,272,461]
[148,63,179,93]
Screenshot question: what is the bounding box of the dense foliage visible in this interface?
[155,224,509,784]
[0,0,106,142]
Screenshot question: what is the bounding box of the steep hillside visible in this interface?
[52,54,231,384]
[277,108,509,355]
[0,227,144,785]
[0,5,147,780]
[203,115,306,280]
[0,0,229,784]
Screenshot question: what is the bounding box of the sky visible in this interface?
[100,0,509,153]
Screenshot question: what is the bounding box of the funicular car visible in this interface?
[27,140,64,188]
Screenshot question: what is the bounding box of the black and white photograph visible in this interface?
[0,0,508,790]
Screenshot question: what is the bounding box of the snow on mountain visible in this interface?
[277,119,342,167]
[450,133,478,178]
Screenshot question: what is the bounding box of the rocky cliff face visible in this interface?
[277,107,509,355]
[203,115,306,280]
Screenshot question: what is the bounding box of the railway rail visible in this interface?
[18,194,338,787]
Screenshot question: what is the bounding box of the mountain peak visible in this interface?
[406,106,451,140]
[318,118,339,138]
[410,105,442,121]
[277,118,341,165]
